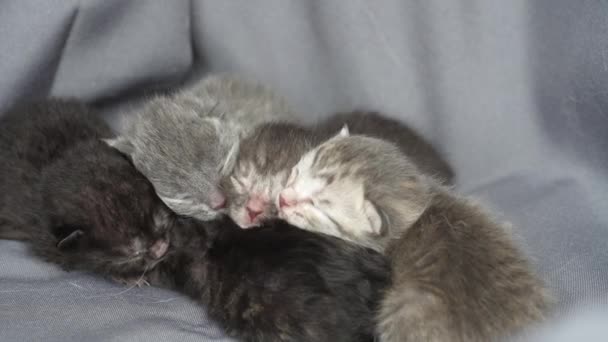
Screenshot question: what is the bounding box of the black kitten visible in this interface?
[316,110,454,184]
[0,99,113,170]
[36,140,174,282]
[0,100,172,284]
[148,217,391,342]
[0,98,112,241]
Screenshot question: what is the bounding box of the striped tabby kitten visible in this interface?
[277,129,549,341]
[106,74,292,220]
[223,122,322,228]
[225,111,452,228]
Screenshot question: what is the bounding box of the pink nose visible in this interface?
[149,240,169,259]
[247,207,263,221]
[278,194,289,209]
[246,196,268,222]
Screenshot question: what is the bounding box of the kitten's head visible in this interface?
[41,140,175,277]
[105,100,239,220]
[222,122,319,228]
[277,127,432,251]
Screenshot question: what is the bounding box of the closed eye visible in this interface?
[318,199,331,206]
[285,168,298,187]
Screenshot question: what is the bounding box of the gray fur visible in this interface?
[107,74,293,220]
[179,73,298,137]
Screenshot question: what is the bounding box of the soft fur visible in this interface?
[0,99,113,169]
[107,74,294,220]
[278,134,549,341]
[377,190,549,341]
[0,99,113,241]
[0,100,172,282]
[279,129,432,251]
[315,110,454,184]
[223,122,322,228]
[148,217,390,342]
[38,140,174,281]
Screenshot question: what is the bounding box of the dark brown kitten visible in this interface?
[0,100,172,283]
[0,98,113,241]
[36,140,174,281]
[316,110,454,184]
[0,99,113,170]
[0,150,41,240]
[148,217,390,342]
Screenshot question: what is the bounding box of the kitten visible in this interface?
[0,99,113,241]
[0,100,173,283]
[107,74,293,220]
[0,99,113,170]
[35,140,174,282]
[277,129,549,341]
[0,150,41,241]
[222,122,322,228]
[315,110,454,184]
[225,111,454,229]
[147,216,390,342]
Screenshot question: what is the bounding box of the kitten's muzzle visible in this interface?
[148,239,169,259]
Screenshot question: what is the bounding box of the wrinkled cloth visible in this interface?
[1,1,607,341]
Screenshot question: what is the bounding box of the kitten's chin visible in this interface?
[235,219,260,229]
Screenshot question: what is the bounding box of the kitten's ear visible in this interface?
[55,227,85,250]
[220,142,239,175]
[328,125,350,141]
[362,200,383,235]
[103,136,134,155]
[339,124,350,137]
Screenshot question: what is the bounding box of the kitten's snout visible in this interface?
[149,239,169,259]
[246,196,267,222]
[278,189,297,209]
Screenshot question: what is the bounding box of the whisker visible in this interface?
[84,265,150,299]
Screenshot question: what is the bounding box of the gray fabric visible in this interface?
[1,0,607,340]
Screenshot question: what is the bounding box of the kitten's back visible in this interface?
[153,218,390,342]
[0,99,113,169]
[0,99,112,241]
[184,74,296,128]
[0,150,42,240]
[317,111,454,184]
[378,189,549,341]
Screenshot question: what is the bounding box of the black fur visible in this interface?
[36,139,173,278]
[0,98,112,241]
[149,217,391,342]
[0,99,113,170]
[0,99,172,280]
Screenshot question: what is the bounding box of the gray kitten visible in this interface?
[222,122,322,228]
[106,74,292,220]
[278,131,550,341]
[181,73,298,137]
